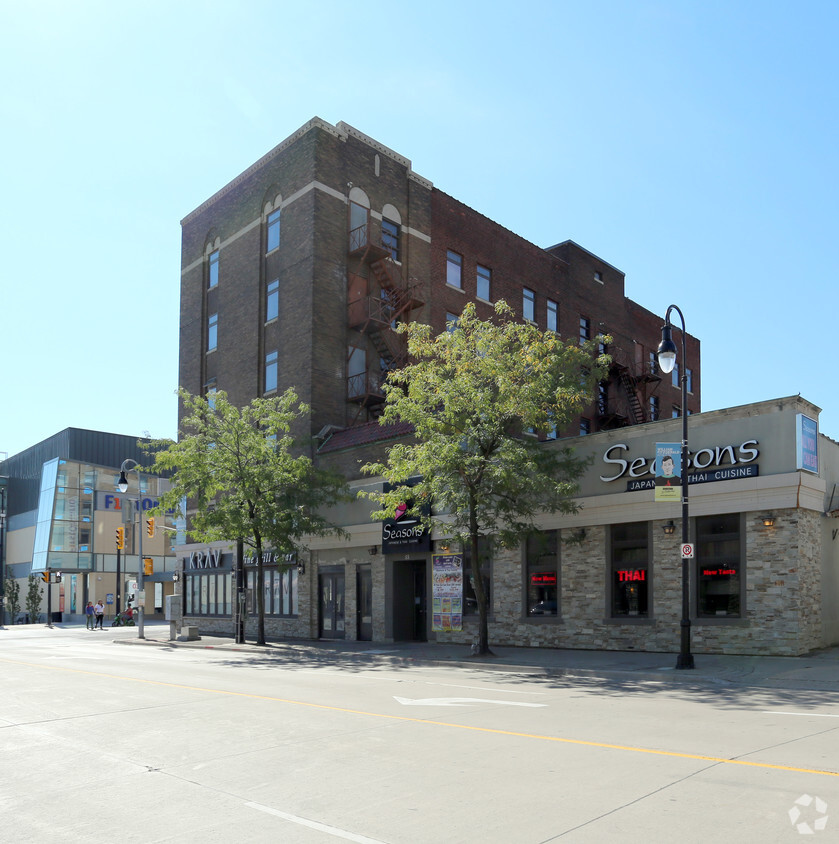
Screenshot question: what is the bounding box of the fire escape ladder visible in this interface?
[616,365,646,424]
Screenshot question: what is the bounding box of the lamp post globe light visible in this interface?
[118,459,145,640]
[657,305,695,670]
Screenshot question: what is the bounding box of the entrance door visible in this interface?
[319,572,345,639]
[357,566,372,641]
[393,560,427,641]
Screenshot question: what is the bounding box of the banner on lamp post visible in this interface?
[655,443,682,502]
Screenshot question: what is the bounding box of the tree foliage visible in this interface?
[5,577,21,621]
[146,388,349,645]
[26,575,43,624]
[362,301,609,654]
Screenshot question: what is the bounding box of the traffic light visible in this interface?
[146,516,155,538]
[116,526,125,550]
[143,557,153,576]
[40,571,49,583]
[54,572,62,583]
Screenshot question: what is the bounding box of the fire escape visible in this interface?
[597,350,662,431]
[347,221,424,424]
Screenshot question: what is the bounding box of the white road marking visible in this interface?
[762,711,839,718]
[425,681,547,695]
[393,695,546,707]
[245,802,389,843]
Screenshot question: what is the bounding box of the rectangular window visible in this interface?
[523,287,535,321]
[446,250,462,289]
[266,209,281,253]
[208,250,219,289]
[649,395,659,421]
[672,405,681,418]
[547,299,558,332]
[207,313,218,351]
[526,531,558,618]
[265,349,278,393]
[579,316,591,345]
[477,265,491,301]
[446,312,459,331]
[382,218,400,262]
[597,382,608,415]
[649,351,658,377]
[611,522,650,617]
[696,513,742,618]
[594,270,603,282]
[266,279,279,322]
[686,368,693,393]
[672,362,680,388]
[349,202,368,251]
[579,418,591,435]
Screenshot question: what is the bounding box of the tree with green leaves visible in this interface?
[5,577,21,622]
[26,575,43,624]
[362,301,609,655]
[146,388,349,646]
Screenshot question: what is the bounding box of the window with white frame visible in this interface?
[208,250,219,289]
[207,313,218,351]
[477,265,491,301]
[579,316,591,345]
[547,299,558,332]
[265,350,278,393]
[382,218,400,262]
[266,209,281,253]
[523,287,535,321]
[446,250,462,289]
[266,279,279,322]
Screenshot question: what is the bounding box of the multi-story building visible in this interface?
[179,118,699,450]
[0,429,177,624]
[184,119,839,658]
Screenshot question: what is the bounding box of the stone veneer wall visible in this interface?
[433,511,823,657]
[183,509,824,656]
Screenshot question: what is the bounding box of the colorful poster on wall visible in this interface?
[655,443,682,502]
[432,554,463,632]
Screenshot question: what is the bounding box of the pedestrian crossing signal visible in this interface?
[116,527,125,550]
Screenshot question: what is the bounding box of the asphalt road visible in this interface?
[1,625,837,843]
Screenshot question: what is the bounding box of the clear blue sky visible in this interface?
[3,0,837,458]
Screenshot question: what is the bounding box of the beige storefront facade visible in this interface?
[179,395,839,657]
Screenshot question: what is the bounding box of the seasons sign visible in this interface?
[600,439,760,492]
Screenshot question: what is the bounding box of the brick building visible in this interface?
[179,117,699,449]
[173,119,839,657]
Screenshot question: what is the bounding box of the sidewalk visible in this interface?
[107,622,839,694]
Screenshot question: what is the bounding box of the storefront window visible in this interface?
[526,531,558,617]
[697,514,742,617]
[610,522,650,617]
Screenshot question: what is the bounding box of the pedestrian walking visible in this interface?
[94,600,105,629]
[85,601,95,630]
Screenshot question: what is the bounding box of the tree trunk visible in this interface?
[255,539,266,645]
[469,498,492,655]
[235,537,245,644]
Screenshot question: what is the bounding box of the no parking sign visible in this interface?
[681,543,694,559]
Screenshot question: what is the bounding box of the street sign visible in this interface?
[681,543,695,559]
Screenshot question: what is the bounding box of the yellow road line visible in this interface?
[3,656,838,778]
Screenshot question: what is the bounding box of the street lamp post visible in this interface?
[118,459,145,640]
[657,304,695,670]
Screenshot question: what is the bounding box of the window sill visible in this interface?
[265,247,279,257]
[446,284,465,293]
[524,615,561,623]
[206,348,217,355]
[476,296,493,305]
[265,317,278,326]
[602,617,656,625]
[693,616,748,626]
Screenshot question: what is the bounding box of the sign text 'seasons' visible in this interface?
[600,440,760,491]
